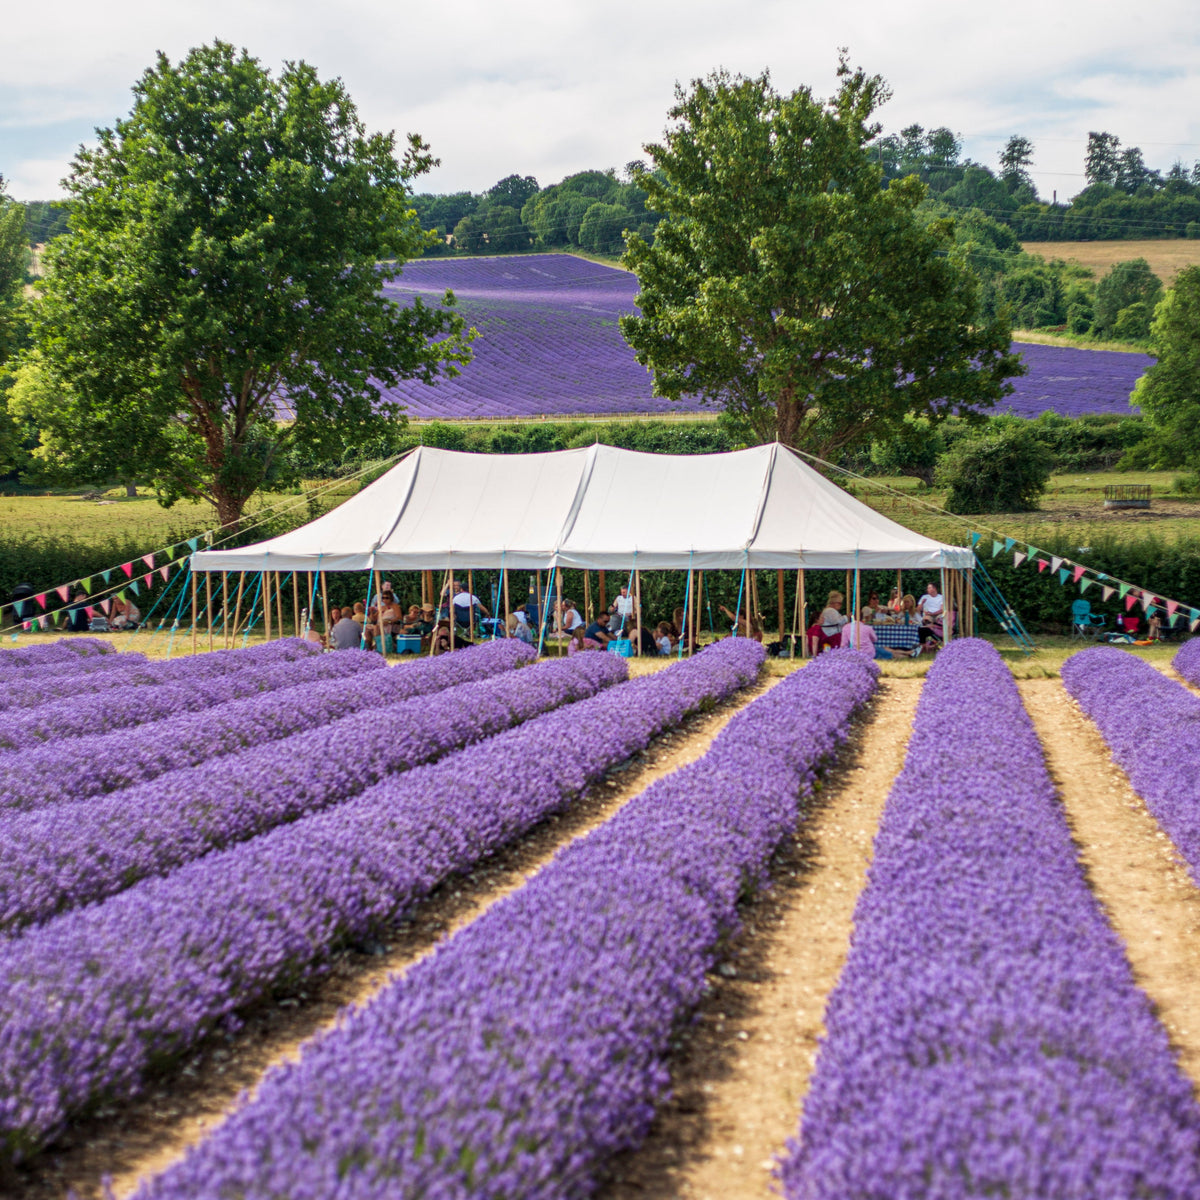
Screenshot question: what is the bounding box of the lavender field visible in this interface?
[381,255,1152,420]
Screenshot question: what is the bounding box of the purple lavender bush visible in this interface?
[0,640,531,812]
[0,637,320,714]
[1063,646,1200,888]
[0,640,765,1164]
[129,649,877,1200]
[0,640,323,752]
[0,652,624,931]
[1174,637,1200,687]
[0,638,124,675]
[778,639,1200,1200]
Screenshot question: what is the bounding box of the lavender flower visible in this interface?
[0,640,532,812]
[1174,638,1200,688]
[778,639,1200,1200]
[0,638,123,676]
[0,650,622,931]
[1063,645,1200,888]
[129,649,877,1199]
[0,641,767,1164]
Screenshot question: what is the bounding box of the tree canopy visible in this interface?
[619,61,1023,459]
[1129,266,1200,483]
[30,41,472,528]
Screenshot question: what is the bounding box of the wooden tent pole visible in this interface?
[940,566,949,643]
[263,570,272,642]
[853,566,861,646]
[634,569,642,656]
[191,569,199,655]
[598,571,607,616]
[448,566,456,653]
[845,570,852,613]
[468,570,476,642]
[292,573,300,638]
[229,572,245,648]
[503,568,511,636]
[556,569,564,656]
[694,570,703,654]
[896,568,903,609]
[274,571,284,642]
[791,567,801,658]
[966,567,975,636]
[205,571,214,653]
[319,570,330,640]
[220,571,229,648]
[583,572,592,625]
[799,569,808,657]
[776,569,785,646]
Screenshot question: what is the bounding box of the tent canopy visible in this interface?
[191,444,973,574]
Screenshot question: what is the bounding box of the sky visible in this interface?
[5,0,1200,204]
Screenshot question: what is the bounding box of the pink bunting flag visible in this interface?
[1167,600,1179,617]
[120,562,133,578]
[1102,586,1115,601]
[1050,556,1064,573]
[55,585,70,603]
[34,593,46,609]
[1125,593,1138,611]
[85,606,95,619]
[101,599,111,615]
[159,566,169,582]
[1036,559,1049,573]
[143,573,153,587]
[1013,551,1027,568]
[1072,565,1086,584]
[142,553,155,570]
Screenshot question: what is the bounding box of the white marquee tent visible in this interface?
[191,443,973,574]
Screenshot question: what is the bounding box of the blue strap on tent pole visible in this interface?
[621,556,637,635]
[307,569,319,633]
[705,573,715,634]
[733,558,747,638]
[536,565,555,657]
[496,552,506,640]
[678,552,693,659]
[165,567,192,659]
[361,568,375,651]
[852,550,860,650]
[241,571,266,648]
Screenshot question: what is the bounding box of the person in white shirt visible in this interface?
[557,598,585,635]
[916,583,947,653]
[609,586,635,632]
[452,586,489,628]
[916,583,944,619]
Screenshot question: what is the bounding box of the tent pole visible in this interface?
[776,570,785,647]
[375,570,384,653]
[896,568,903,610]
[940,565,949,643]
[319,571,330,644]
[791,568,801,659]
[191,570,199,656]
[966,567,975,636]
[206,571,214,653]
[694,570,703,654]
[853,564,861,648]
[263,570,272,643]
[292,572,300,638]
[845,570,851,615]
[468,570,476,643]
[583,572,592,625]
[599,570,606,616]
[220,571,229,648]
[275,571,284,642]
[448,567,455,653]
[230,573,246,648]
[799,569,807,657]
[733,566,746,638]
[634,569,642,656]
[555,569,564,656]
[503,568,511,637]
[679,568,692,659]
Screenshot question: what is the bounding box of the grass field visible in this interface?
[1010,327,1147,354]
[1022,238,1200,283]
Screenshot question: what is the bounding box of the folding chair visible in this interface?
[1070,599,1106,640]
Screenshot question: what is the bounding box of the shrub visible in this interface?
[936,426,1057,513]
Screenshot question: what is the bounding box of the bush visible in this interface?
[936,426,1057,513]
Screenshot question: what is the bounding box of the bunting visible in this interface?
[142,553,155,570]
[1013,551,1027,568]
[120,562,133,578]
[992,540,1004,557]
[160,565,170,581]
[1125,594,1138,612]
[55,585,70,603]
[1072,565,1086,584]
[1004,537,1016,553]
[130,581,140,596]
[1058,568,1070,585]
[1050,556,1064,573]
[34,593,46,609]
[1119,582,1131,599]
[187,537,199,552]
[1036,559,1049,573]
[969,532,981,546]
[1102,586,1115,601]
[102,570,112,585]
[1081,578,1095,593]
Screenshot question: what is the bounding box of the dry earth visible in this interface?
[1022,238,1200,283]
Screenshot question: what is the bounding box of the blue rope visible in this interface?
[677,553,693,659]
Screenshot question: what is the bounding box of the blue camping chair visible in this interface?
[1070,599,1106,640]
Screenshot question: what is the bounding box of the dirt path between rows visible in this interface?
[598,677,923,1200]
[20,675,778,1200]
[1021,679,1200,1092]
[1163,664,1200,698]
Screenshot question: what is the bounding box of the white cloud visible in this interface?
[5,0,1200,200]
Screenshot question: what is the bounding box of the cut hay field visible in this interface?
[5,634,1200,1200]
[1022,237,1200,283]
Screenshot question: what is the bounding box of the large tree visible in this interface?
[620,61,1022,457]
[1129,266,1200,478]
[32,42,472,528]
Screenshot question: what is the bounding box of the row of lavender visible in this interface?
[133,647,877,1199]
[0,639,334,753]
[0,638,764,1163]
[0,637,114,672]
[778,640,1200,1199]
[0,640,534,810]
[1061,641,1200,887]
[0,644,611,932]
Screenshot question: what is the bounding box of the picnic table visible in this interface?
[873,623,920,653]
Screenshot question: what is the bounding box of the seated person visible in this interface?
[350,602,366,627]
[567,625,606,654]
[807,591,846,655]
[718,603,763,642]
[110,596,140,630]
[329,610,362,650]
[508,611,536,644]
[452,584,488,627]
[65,589,91,633]
[364,597,404,649]
[432,618,474,654]
[656,621,674,656]
[841,607,891,659]
[558,598,585,637]
[609,585,635,633]
[636,625,659,656]
[898,594,918,624]
[583,612,613,645]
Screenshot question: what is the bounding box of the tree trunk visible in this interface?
[124,481,138,498]
[212,485,244,533]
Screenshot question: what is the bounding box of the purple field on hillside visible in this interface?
[377,255,1151,420]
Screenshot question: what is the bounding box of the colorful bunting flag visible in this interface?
[1004,537,1016,553]
[159,565,169,582]
[992,540,1004,557]
[187,537,199,552]
[130,581,140,596]
[1036,559,1049,573]
[81,578,92,595]
[1050,556,1064,573]
[1125,593,1138,612]
[142,553,155,570]
[1013,551,1027,568]
[1118,582,1131,599]
[84,606,95,620]
[969,532,981,546]
[34,593,45,609]
[1193,617,1200,633]
[55,585,70,603]
[1167,600,1179,617]
[1072,565,1086,584]
[1102,586,1115,601]
[1058,568,1070,585]
[1081,578,1095,593]
[143,573,153,588]
[102,569,112,584]
[120,562,133,578]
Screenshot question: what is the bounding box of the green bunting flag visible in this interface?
[1119,582,1131,599]
[102,570,112,584]
[969,532,981,547]
[1058,568,1070,585]
[1004,537,1016,553]
[1080,578,1095,593]
[80,578,91,595]
[187,537,199,552]
[992,540,1004,557]
[130,581,140,596]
